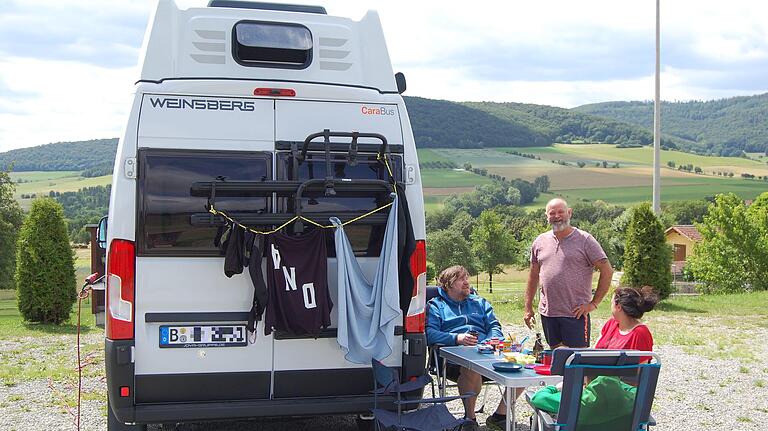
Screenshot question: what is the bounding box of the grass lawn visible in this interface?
[474,279,768,363]
[0,247,101,388]
[432,264,768,363]
[0,288,102,387]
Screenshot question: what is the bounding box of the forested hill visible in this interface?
[0,138,117,172]
[574,93,768,156]
[2,93,766,169]
[404,96,684,149]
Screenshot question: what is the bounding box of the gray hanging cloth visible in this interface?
[331,194,402,365]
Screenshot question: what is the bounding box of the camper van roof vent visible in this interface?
[208,1,327,14]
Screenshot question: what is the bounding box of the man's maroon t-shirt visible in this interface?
[530,228,607,317]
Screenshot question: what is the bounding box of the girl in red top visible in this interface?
[595,286,659,356]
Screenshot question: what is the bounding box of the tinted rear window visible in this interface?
[138,149,270,255]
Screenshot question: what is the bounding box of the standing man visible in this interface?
[524,198,613,348]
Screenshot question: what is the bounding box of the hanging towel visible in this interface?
[331,194,402,365]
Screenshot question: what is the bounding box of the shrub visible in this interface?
[687,193,768,293]
[15,198,76,324]
[621,202,673,299]
[426,262,436,285]
[0,170,24,289]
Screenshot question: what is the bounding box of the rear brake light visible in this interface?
[106,239,135,340]
[405,240,426,333]
[253,88,296,97]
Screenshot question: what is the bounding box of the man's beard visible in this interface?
[551,219,571,232]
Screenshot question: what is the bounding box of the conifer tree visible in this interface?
[621,202,673,299]
[15,198,76,324]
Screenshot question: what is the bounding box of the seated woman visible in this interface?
[595,286,659,355]
[530,286,660,429]
[425,265,508,431]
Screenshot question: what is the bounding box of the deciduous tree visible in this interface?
[687,193,768,293]
[471,210,518,293]
[426,229,477,276]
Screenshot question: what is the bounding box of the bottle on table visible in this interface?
[533,332,545,363]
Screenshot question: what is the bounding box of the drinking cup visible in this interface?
[542,350,553,366]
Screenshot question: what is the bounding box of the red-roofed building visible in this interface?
[664,225,703,274]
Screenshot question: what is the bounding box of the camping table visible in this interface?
[439,346,563,431]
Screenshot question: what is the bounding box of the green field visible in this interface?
[559,179,768,205]
[417,148,455,164]
[497,144,768,173]
[417,146,768,211]
[432,148,549,167]
[421,168,493,188]
[10,171,112,209]
[9,171,81,182]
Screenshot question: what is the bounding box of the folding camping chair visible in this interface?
[425,286,498,413]
[525,348,661,431]
[370,358,474,431]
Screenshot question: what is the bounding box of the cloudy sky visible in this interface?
[1,0,767,151]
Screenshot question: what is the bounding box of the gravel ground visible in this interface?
[1,324,767,431]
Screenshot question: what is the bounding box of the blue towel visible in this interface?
[331,195,402,365]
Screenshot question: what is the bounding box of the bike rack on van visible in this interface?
[190,130,398,232]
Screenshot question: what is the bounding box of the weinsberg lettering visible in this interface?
[149,97,256,111]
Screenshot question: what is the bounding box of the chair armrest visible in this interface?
[372,374,432,395]
[537,410,558,428]
[394,392,477,405]
[399,374,433,392]
[526,390,559,430]
[524,390,536,403]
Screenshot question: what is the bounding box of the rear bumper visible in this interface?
[133,395,395,424]
[106,333,427,425]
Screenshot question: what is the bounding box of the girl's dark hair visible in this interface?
[613,286,659,319]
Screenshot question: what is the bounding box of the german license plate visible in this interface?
[159,325,247,348]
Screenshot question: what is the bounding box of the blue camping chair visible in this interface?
[525,348,661,431]
[371,358,475,431]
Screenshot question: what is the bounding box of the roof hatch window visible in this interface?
[234,21,312,68]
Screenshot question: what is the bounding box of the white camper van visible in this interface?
[103,1,427,429]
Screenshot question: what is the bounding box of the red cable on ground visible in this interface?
[76,283,92,431]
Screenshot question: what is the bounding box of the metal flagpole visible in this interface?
[653,0,661,214]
